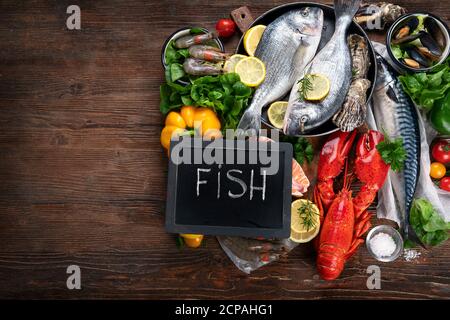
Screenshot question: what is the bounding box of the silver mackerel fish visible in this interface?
[237,7,324,132]
[284,0,361,135]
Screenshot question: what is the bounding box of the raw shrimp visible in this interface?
[183,58,224,76]
[188,45,230,62]
[174,32,216,49]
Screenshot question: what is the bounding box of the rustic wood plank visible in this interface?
[0,0,448,299]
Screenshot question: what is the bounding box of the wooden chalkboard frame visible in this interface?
[165,139,293,238]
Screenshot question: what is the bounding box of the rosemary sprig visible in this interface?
[298,200,319,232]
[297,74,316,101]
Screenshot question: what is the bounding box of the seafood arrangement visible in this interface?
[159,1,450,279]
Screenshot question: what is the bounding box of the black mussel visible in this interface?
[424,16,446,49]
[391,32,421,45]
[419,30,443,57]
[405,46,431,67]
[395,16,420,39]
[417,46,441,62]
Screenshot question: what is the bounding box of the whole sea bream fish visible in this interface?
[237,7,324,132]
[372,54,421,241]
[284,0,361,135]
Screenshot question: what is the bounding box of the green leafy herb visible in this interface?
[297,201,319,232]
[410,198,450,247]
[164,40,191,83]
[297,74,316,101]
[399,57,450,111]
[190,27,204,35]
[376,133,406,172]
[282,136,314,165]
[160,73,253,130]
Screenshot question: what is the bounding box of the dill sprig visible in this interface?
[297,74,316,101]
[298,200,319,232]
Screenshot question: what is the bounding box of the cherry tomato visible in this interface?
[215,18,236,38]
[430,162,446,179]
[440,177,450,192]
[432,140,450,164]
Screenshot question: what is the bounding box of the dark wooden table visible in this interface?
[0,0,449,299]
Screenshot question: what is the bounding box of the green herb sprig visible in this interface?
[298,200,319,232]
[297,74,316,101]
[376,132,406,172]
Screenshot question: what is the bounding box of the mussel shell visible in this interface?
[405,16,420,31]
[391,32,421,45]
[417,47,441,61]
[424,16,446,49]
[405,46,431,67]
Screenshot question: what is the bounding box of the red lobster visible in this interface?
[314,130,389,281]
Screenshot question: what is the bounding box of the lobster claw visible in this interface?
[317,130,357,181]
[355,130,390,189]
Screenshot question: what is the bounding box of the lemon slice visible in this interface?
[290,199,321,243]
[267,101,288,129]
[303,74,330,101]
[244,25,266,56]
[224,54,247,73]
[235,57,266,87]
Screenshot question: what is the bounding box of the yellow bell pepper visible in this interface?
[160,106,222,151]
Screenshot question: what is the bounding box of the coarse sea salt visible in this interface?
[370,232,397,258]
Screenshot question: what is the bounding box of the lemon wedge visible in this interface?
[224,54,247,73]
[267,101,288,129]
[243,25,266,56]
[234,57,266,87]
[290,199,321,243]
[303,74,330,101]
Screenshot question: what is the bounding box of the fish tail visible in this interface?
[334,0,361,21]
[237,107,261,133]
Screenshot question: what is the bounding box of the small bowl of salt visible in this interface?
[366,225,403,262]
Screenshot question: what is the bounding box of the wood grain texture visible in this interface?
[0,0,449,299]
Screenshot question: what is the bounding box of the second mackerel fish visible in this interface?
[284,0,361,135]
[237,7,324,132]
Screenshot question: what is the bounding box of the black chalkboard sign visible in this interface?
[165,138,292,238]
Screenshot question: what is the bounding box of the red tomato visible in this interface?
[440,177,450,192]
[215,18,236,38]
[432,140,450,164]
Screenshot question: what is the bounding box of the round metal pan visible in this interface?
[236,2,377,137]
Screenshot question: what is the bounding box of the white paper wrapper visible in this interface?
[369,42,450,224]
